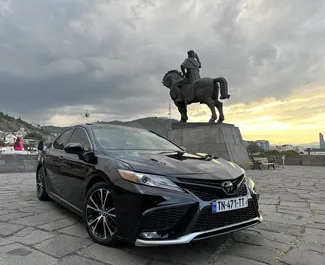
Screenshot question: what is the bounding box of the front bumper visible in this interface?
[135,216,263,247]
[112,177,262,246]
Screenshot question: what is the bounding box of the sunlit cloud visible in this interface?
[185,85,325,144]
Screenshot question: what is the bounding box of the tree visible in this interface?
[25,131,44,141]
[281,150,299,156]
[247,142,263,154]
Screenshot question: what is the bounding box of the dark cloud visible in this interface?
[0,0,325,124]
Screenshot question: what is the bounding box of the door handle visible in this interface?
[60,156,64,162]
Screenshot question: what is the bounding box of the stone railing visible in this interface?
[0,154,38,173]
[266,155,325,166]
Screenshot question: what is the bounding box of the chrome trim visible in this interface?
[135,216,263,247]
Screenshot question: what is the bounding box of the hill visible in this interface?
[0,112,47,135]
[44,117,179,137]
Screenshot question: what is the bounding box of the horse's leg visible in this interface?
[215,100,224,123]
[199,97,217,123]
[175,101,188,122]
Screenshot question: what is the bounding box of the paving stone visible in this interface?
[0,237,14,246]
[212,254,268,265]
[125,243,212,265]
[233,230,293,251]
[35,234,92,258]
[0,211,35,221]
[297,241,325,254]
[79,244,152,265]
[223,242,277,264]
[254,221,303,236]
[9,227,55,245]
[0,242,58,265]
[55,254,104,265]
[0,222,25,236]
[310,203,325,211]
[38,217,78,232]
[280,248,324,265]
[280,201,308,208]
[58,223,89,238]
[10,211,68,226]
[303,234,325,244]
[277,206,311,213]
[263,214,309,226]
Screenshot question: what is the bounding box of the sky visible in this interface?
[0,0,324,145]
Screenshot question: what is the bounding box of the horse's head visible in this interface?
[162,70,184,89]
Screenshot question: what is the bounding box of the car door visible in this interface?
[44,128,73,198]
[60,127,94,210]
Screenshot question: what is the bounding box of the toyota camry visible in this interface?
[36,123,262,247]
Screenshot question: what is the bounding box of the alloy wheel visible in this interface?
[86,188,117,240]
[36,168,44,197]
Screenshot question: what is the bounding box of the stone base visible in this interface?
[168,122,252,169]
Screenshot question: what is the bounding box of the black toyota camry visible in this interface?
[36,123,262,247]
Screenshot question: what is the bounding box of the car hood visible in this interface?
[103,150,244,180]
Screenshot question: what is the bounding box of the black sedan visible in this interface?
[36,123,262,247]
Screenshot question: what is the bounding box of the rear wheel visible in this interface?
[84,182,118,246]
[36,167,50,201]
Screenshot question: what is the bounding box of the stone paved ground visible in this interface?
[0,166,324,265]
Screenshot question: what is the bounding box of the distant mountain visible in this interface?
[44,117,179,137]
[296,142,320,149]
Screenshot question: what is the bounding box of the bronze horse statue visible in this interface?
[162,70,230,123]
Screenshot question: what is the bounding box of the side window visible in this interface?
[53,129,73,150]
[69,128,92,151]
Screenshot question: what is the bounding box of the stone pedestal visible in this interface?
[168,122,252,169]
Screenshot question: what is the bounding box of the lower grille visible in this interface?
[192,200,257,232]
[141,205,190,232]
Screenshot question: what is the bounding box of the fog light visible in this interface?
[140,232,160,239]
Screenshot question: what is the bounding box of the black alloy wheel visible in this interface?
[84,182,118,246]
[36,167,49,201]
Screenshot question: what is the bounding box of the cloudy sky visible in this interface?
[0,0,324,144]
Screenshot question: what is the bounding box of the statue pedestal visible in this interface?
[168,122,252,169]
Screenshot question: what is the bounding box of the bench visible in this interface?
[251,157,276,170]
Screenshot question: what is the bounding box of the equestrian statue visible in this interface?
[162,50,230,123]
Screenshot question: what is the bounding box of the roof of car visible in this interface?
[73,122,149,132]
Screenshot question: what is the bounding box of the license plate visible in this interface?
[212,196,248,213]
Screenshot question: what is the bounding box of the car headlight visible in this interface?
[242,171,256,191]
[118,170,184,193]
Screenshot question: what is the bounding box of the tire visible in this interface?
[36,167,50,201]
[83,182,118,246]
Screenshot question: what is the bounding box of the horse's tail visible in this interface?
[213,77,230,100]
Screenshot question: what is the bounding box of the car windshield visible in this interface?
[92,126,182,151]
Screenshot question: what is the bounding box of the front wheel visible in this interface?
[36,167,50,201]
[83,182,118,246]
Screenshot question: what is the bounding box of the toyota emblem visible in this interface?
[221,181,234,193]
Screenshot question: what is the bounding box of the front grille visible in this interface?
[187,184,248,201]
[238,185,248,196]
[141,205,190,232]
[192,200,257,232]
[177,174,244,187]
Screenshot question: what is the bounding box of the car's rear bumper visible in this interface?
[135,215,262,247]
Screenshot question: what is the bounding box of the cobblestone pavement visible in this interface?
[0,166,324,265]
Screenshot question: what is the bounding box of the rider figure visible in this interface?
[179,50,230,100]
[180,50,201,84]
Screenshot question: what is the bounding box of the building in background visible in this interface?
[320,133,325,149]
[255,140,270,150]
[310,149,325,155]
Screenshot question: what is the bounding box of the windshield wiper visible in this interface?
[158,150,186,155]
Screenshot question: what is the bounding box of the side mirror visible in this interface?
[64,143,84,154]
